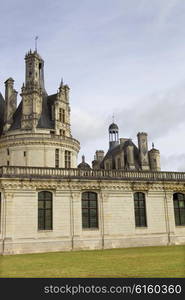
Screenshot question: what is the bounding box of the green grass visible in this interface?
[0,245,184,278]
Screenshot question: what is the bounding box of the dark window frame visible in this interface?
[55,148,59,168]
[59,108,65,123]
[38,191,53,230]
[0,193,1,232]
[82,192,98,229]
[65,150,71,168]
[134,192,147,227]
[173,193,185,226]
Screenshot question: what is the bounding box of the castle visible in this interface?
[0,50,184,254]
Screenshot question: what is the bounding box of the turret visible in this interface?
[3,78,17,132]
[21,50,44,130]
[92,150,104,169]
[137,132,150,170]
[149,144,161,171]
[25,49,45,91]
[109,122,119,150]
[54,80,71,137]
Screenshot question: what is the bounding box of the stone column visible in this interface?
[164,191,176,245]
[2,191,14,254]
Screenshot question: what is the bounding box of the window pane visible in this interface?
[89,193,97,200]
[45,210,52,229]
[45,192,52,200]
[45,200,52,209]
[140,215,146,226]
[134,200,139,208]
[180,209,185,225]
[139,200,145,208]
[82,193,88,200]
[179,201,185,208]
[82,217,89,228]
[90,209,97,218]
[89,200,97,208]
[135,215,140,227]
[38,191,52,230]
[82,209,88,218]
[38,192,44,200]
[174,210,180,226]
[82,200,88,208]
[81,192,98,229]
[139,193,144,201]
[178,194,184,201]
[134,193,139,201]
[90,219,98,228]
[174,199,179,208]
[38,210,44,230]
[38,200,44,209]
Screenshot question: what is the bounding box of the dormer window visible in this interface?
[59,108,65,123]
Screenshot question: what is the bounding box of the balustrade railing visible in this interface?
[0,166,185,181]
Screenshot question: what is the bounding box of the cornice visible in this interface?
[0,135,80,151]
[1,178,185,192]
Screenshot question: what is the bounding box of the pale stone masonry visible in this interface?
[0,50,185,255]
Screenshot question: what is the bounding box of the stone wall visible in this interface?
[0,177,185,255]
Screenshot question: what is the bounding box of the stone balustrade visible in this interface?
[0,166,185,181]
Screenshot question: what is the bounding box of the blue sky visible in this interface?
[1,0,185,170]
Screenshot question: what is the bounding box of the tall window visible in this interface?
[173,193,185,226]
[117,157,121,169]
[55,149,59,168]
[0,193,1,232]
[65,150,71,168]
[38,191,52,230]
[60,129,65,136]
[82,192,98,229]
[59,108,65,123]
[134,192,147,227]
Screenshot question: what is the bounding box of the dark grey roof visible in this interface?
[0,92,5,135]
[109,122,118,130]
[37,94,55,129]
[9,93,56,131]
[9,101,22,130]
[101,139,140,170]
[78,155,91,169]
[78,162,91,169]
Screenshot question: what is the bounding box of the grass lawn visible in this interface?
[0,245,184,278]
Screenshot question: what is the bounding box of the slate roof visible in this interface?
[9,93,57,131]
[101,139,141,170]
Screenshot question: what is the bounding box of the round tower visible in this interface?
[148,145,161,171]
[109,122,119,150]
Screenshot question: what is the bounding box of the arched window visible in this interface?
[0,193,1,232]
[38,191,52,230]
[82,192,98,229]
[134,192,147,227]
[173,193,185,226]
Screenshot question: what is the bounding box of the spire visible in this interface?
[152,142,154,149]
[82,155,85,163]
[60,77,63,88]
[112,113,115,123]
[35,36,39,52]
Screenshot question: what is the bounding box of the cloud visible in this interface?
[161,153,185,171]
[115,82,185,140]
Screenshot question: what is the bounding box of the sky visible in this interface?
[1,0,185,170]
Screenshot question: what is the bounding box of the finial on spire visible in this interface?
[82,155,85,163]
[60,77,63,88]
[35,36,39,52]
[112,113,115,123]
[152,142,154,149]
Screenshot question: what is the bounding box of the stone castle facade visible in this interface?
[0,50,185,255]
